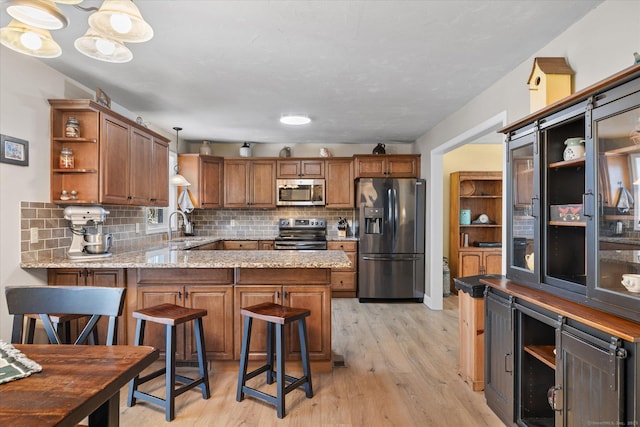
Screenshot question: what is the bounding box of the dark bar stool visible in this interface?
[127,303,210,422]
[236,302,313,418]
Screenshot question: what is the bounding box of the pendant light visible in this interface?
[169,127,191,187]
[5,0,68,30]
[88,0,153,43]
[74,28,132,63]
[0,19,61,58]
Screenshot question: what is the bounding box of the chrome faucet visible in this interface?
[168,210,194,241]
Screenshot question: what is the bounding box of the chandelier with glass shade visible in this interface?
[0,0,153,63]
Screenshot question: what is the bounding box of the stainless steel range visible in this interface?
[274,218,327,250]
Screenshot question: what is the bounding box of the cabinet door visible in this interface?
[100,114,130,204]
[224,159,250,208]
[276,160,301,178]
[484,290,515,425]
[128,127,152,205]
[507,134,539,286]
[300,160,324,178]
[557,329,625,427]
[200,156,223,208]
[387,155,419,177]
[150,138,169,206]
[184,285,233,360]
[459,251,482,276]
[233,285,280,359]
[283,285,331,360]
[48,269,84,285]
[592,93,640,322]
[354,156,386,178]
[484,251,502,275]
[249,160,276,208]
[325,159,354,208]
[136,285,185,359]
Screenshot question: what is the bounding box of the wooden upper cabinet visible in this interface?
[325,158,354,208]
[128,127,152,205]
[223,159,276,209]
[354,154,420,178]
[150,137,169,206]
[276,159,324,178]
[178,154,223,209]
[100,114,130,204]
[49,99,170,207]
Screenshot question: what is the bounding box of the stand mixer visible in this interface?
[63,206,113,260]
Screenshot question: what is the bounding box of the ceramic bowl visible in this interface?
[621,274,640,293]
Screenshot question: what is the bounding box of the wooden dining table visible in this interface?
[0,344,158,427]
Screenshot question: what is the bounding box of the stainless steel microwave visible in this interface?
[276,179,325,206]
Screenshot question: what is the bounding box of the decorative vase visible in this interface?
[239,142,251,157]
[199,140,212,155]
[279,146,291,157]
[562,138,585,161]
[372,143,386,155]
[319,147,331,157]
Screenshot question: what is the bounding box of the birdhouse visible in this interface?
[527,57,574,113]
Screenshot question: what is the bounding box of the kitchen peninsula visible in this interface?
[21,245,350,371]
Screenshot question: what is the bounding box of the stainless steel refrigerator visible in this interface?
[356,178,426,302]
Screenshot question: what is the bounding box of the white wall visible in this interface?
[0,48,174,341]
[417,0,640,310]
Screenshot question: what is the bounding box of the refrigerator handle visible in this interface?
[387,187,393,233]
[393,188,399,236]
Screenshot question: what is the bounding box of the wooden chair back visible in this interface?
[5,286,126,345]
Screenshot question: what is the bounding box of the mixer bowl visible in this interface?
[83,233,112,254]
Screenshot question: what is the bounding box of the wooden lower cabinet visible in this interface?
[458,249,501,277]
[234,268,332,361]
[47,268,127,345]
[458,291,484,391]
[128,268,235,361]
[327,241,357,297]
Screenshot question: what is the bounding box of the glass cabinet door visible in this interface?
[592,93,640,317]
[507,133,539,284]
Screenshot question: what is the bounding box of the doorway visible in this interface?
[424,112,507,310]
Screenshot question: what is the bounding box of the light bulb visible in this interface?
[110,13,132,34]
[95,38,116,55]
[20,31,42,50]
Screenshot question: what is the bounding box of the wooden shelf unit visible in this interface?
[449,171,503,293]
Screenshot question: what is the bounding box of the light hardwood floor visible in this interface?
[119,296,505,426]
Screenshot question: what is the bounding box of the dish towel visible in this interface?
[0,340,42,384]
[615,186,634,213]
[177,188,195,213]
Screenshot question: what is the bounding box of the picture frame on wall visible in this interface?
[96,87,111,108]
[0,134,29,166]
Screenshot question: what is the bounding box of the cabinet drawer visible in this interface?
[327,241,357,252]
[223,240,259,250]
[331,272,356,291]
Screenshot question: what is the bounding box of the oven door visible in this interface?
[274,240,327,250]
[276,179,325,206]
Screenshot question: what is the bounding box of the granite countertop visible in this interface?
[21,236,352,269]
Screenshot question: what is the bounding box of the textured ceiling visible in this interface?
[1,0,602,144]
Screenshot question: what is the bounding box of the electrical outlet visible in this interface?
[136,223,140,233]
[30,227,38,243]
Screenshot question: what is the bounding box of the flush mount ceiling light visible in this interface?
[5,0,68,30]
[0,19,61,57]
[74,28,132,63]
[280,115,312,126]
[88,0,153,43]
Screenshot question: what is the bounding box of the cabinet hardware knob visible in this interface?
[178,291,182,299]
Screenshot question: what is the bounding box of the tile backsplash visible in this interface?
[20,201,356,262]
